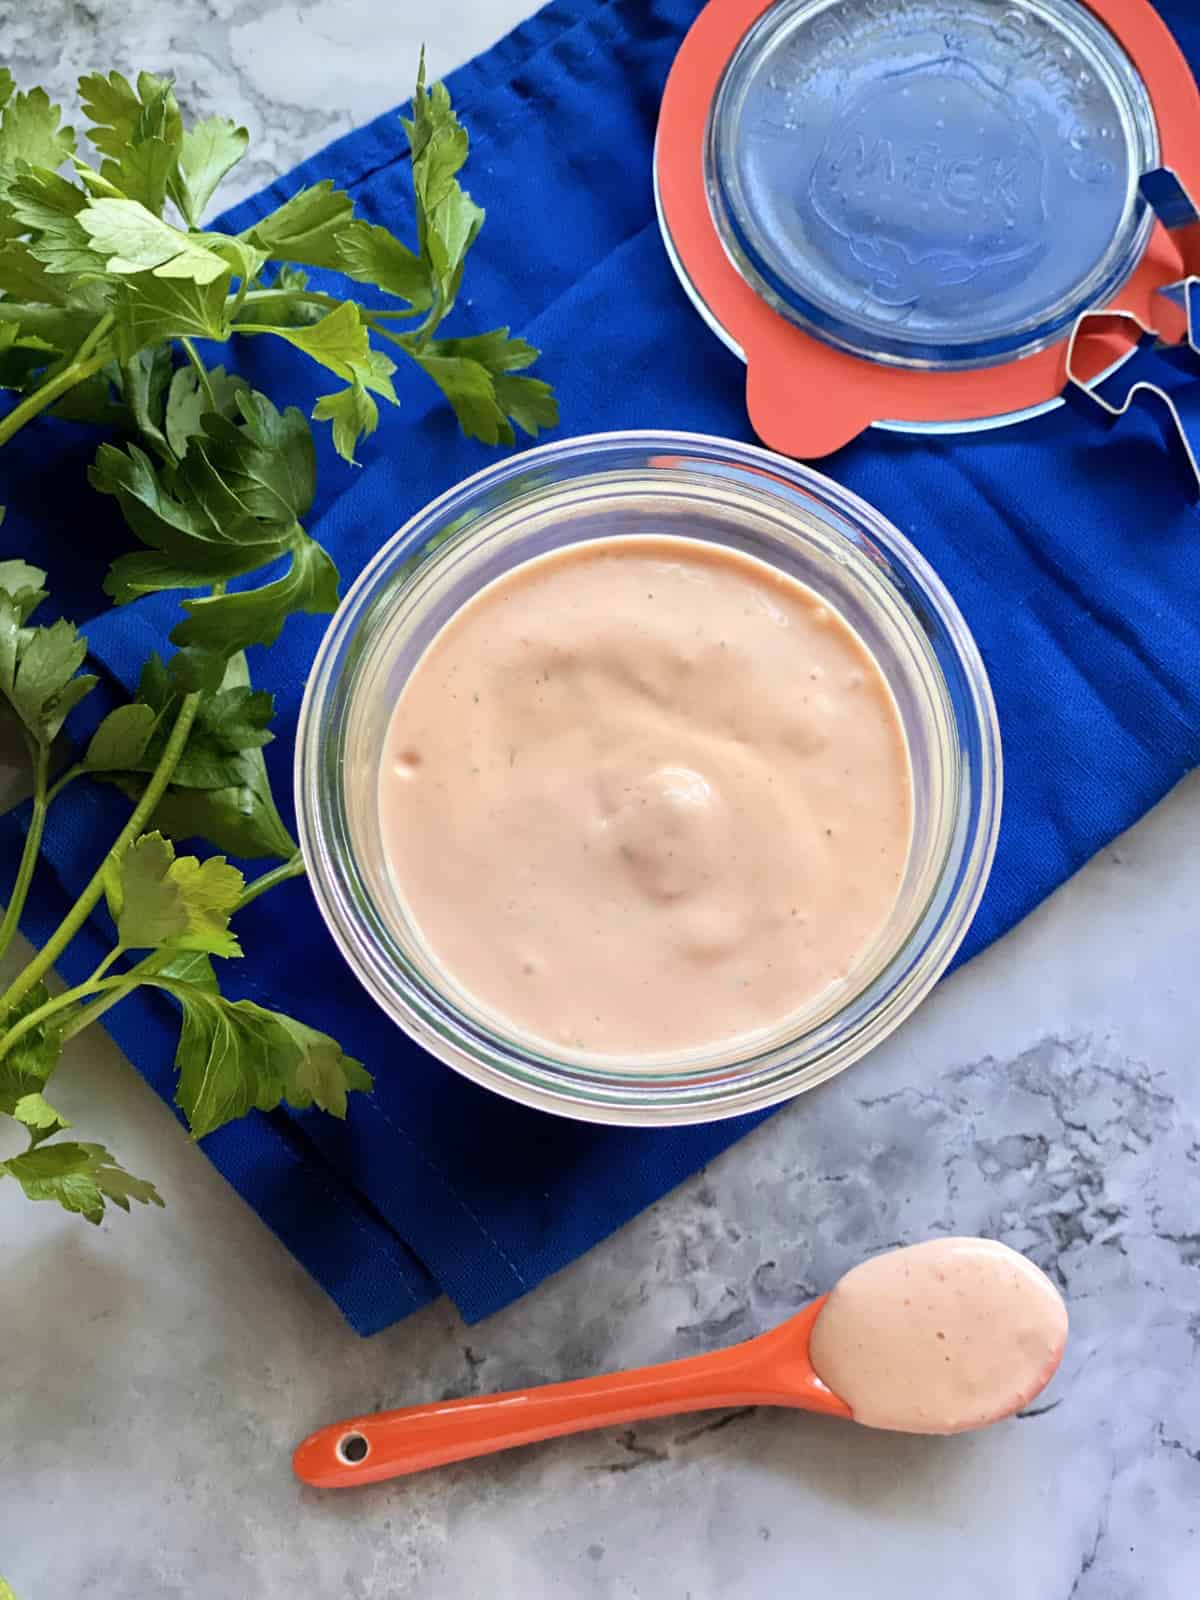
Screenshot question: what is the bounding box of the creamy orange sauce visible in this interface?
[378,536,912,1058]
[809,1238,1069,1434]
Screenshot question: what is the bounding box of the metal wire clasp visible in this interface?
[1064,168,1200,499]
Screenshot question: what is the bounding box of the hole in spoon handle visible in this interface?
[295,1356,772,1487]
[295,1298,850,1489]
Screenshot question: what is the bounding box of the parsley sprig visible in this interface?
[0,61,556,1221]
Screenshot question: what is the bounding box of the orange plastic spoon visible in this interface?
[294,1237,1069,1488]
[293,1297,847,1488]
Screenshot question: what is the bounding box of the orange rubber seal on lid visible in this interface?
[656,0,1200,456]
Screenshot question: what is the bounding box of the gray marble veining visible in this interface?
[1,3,1198,1596]
[1,0,532,210]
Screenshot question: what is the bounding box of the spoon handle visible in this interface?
[294,1297,846,1487]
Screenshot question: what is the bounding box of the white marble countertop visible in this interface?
[3,4,1199,1597]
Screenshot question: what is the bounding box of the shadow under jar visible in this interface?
[295,432,1001,1126]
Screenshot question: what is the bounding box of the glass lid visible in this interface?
[707,0,1161,370]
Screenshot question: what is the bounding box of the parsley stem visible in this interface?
[180,337,217,411]
[237,287,344,314]
[76,311,117,364]
[0,741,49,964]
[364,308,423,322]
[236,287,419,321]
[0,692,203,1013]
[45,763,85,807]
[0,312,116,452]
[227,271,253,325]
[0,973,130,1065]
[90,946,126,984]
[57,951,171,1044]
[52,854,308,1049]
[0,348,112,449]
[234,849,305,911]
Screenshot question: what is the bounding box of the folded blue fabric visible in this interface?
[4,0,1199,1334]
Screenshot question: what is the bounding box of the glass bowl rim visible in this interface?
[295,429,1003,1126]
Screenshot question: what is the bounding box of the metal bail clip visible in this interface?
[1065,168,1200,499]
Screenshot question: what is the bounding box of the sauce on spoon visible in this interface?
[808,1236,1069,1434]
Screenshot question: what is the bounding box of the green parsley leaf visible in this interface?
[12,1089,64,1126]
[194,684,275,751]
[312,380,378,464]
[0,983,65,1113]
[81,69,148,152]
[73,163,125,201]
[7,168,98,275]
[404,57,484,319]
[101,653,298,860]
[0,236,72,302]
[271,1011,374,1120]
[0,599,96,747]
[134,768,298,861]
[149,727,254,791]
[91,75,181,216]
[157,949,219,992]
[0,89,76,194]
[0,320,60,392]
[0,559,48,621]
[244,299,387,388]
[98,392,317,609]
[242,179,355,272]
[166,643,228,697]
[1,1140,163,1224]
[171,117,249,228]
[180,389,316,528]
[423,327,541,373]
[151,672,276,788]
[113,270,230,360]
[136,651,171,712]
[74,73,183,219]
[92,441,292,578]
[173,534,339,655]
[414,350,512,444]
[121,343,175,459]
[391,327,558,445]
[240,304,397,459]
[164,363,248,460]
[337,218,430,309]
[0,68,13,111]
[0,320,56,356]
[152,978,371,1138]
[84,702,159,771]
[103,830,243,956]
[78,70,178,160]
[102,137,177,217]
[77,198,231,283]
[7,165,87,228]
[48,368,125,428]
[102,552,217,604]
[12,1090,70,1147]
[493,373,560,436]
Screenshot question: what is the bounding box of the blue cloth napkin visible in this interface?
[4,0,1200,1334]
